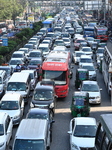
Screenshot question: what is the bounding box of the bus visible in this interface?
[94,25,108,41]
[41,51,71,98]
[95,114,112,150]
[42,18,55,32]
[0,22,7,35]
[83,26,95,38]
[102,46,112,97]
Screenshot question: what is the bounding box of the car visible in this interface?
[90,41,98,53]
[39,28,48,37]
[0,65,13,79]
[54,27,62,32]
[0,93,24,125]
[24,43,35,51]
[79,80,102,104]
[74,38,85,50]
[68,117,97,150]
[61,32,71,39]
[11,51,26,63]
[81,63,97,80]
[42,40,53,49]
[36,32,45,41]
[98,42,107,47]
[75,27,83,34]
[18,48,30,61]
[96,47,104,60]
[53,39,65,48]
[26,108,55,131]
[53,32,62,40]
[67,27,75,38]
[32,35,41,44]
[73,51,85,65]
[46,32,55,43]
[27,58,43,70]
[0,112,13,150]
[79,55,93,67]
[62,37,71,48]
[21,70,38,90]
[38,43,51,59]
[30,81,57,115]
[79,46,93,58]
[85,37,94,46]
[28,40,39,49]
[9,58,24,69]
[27,49,43,61]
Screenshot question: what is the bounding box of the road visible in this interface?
[7,40,112,150]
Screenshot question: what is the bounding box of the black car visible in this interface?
[31,81,57,115]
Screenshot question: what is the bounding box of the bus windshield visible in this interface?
[14,139,45,150]
[43,70,66,85]
[97,30,107,35]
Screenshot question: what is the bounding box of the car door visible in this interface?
[20,97,24,117]
[5,115,13,144]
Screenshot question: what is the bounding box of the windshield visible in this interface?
[0,68,10,75]
[39,47,49,52]
[0,124,4,135]
[43,70,66,85]
[14,139,45,150]
[0,77,2,84]
[27,113,48,119]
[82,48,91,52]
[10,60,22,65]
[12,54,23,58]
[76,53,83,57]
[24,45,33,49]
[85,31,94,35]
[80,58,92,63]
[82,66,94,71]
[63,39,70,42]
[29,52,40,57]
[97,30,107,35]
[77,40,84,43]
[97,49,104,53]
[81,84,99,92]
[7,82,26,91]
[73,125,96,137]
[43,24,50,28]
[29,60,41,65]
[0,101,19,110]
[34,89,53,100]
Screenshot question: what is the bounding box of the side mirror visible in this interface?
[67,131,72,135]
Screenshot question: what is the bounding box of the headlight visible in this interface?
[0,142,5,147]
[71,143,80,150]
[96,96,100,99]
[50,103,54,108]
[14,115,20,119]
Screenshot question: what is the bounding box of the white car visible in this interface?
[73,51,85,65]
[0,93,24,125]
[62,37,71,48]
[0,112,13,150]
[79,80,102,104]
[79,55,93,67]
[9,58,24,69]
[79,46,93,58]
[81,63,97,80]
[68,117,97,150]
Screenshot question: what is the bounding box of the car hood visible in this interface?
[0,110,20,118]
[82,91,100,97]
[72,136,95,148]
[89,71,96,76]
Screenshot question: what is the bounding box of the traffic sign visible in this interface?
[2,37,8,46]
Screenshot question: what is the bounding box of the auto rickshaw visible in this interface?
[75,68,89,89]
[70,91,90,117]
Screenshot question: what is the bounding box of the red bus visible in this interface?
[94,25,108,41]
[0,22,7,35]
[41,51,71,98]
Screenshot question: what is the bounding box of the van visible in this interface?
[38,43,50,59]
[0,70,8,90]
[9,119,51,150]
[6,72,31,103]
[0,112,13,150]
[0,93,24,125]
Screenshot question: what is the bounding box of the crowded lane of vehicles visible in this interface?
[0,6,111,150]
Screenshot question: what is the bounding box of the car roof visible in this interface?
[75,117,96,126]
[82,80,98,85]
[1,93,21,101]
[81,63,94,66]
[80,55,91,58]
[28,108,49,114]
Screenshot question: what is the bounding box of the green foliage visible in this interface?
[33,21,42,33]
[8,40,17,52]
[0,47,9,56]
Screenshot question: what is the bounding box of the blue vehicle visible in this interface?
[83,26,95,38]
[42,18,55,32]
